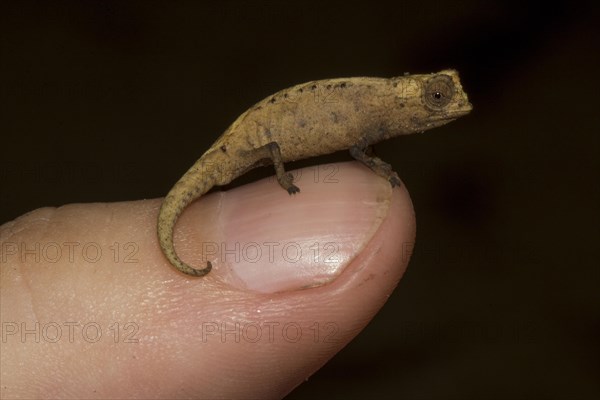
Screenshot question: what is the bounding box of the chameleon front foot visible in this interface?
[349,144,402,188]
[287,185,300,194]
[281,172,300,194]
[388,172,402,188]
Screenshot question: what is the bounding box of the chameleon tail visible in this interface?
[157,163,215,277]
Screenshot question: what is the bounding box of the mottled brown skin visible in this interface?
[158,69,472,276]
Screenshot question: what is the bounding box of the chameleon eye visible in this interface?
[423,75,455,109]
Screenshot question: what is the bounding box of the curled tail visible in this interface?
[157,162,216,277]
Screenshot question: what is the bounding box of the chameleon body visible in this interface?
[158,69,472,276]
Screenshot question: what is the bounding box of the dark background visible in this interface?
[1,0,598,398]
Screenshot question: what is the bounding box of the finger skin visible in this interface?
[0,162,415,399]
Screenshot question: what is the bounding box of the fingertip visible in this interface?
[186,162,402,293]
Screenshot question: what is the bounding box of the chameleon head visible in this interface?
[392,69,473,131]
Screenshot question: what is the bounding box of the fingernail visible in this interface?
[214,162,392,293]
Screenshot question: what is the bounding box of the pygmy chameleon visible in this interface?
[158,69,472,276]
